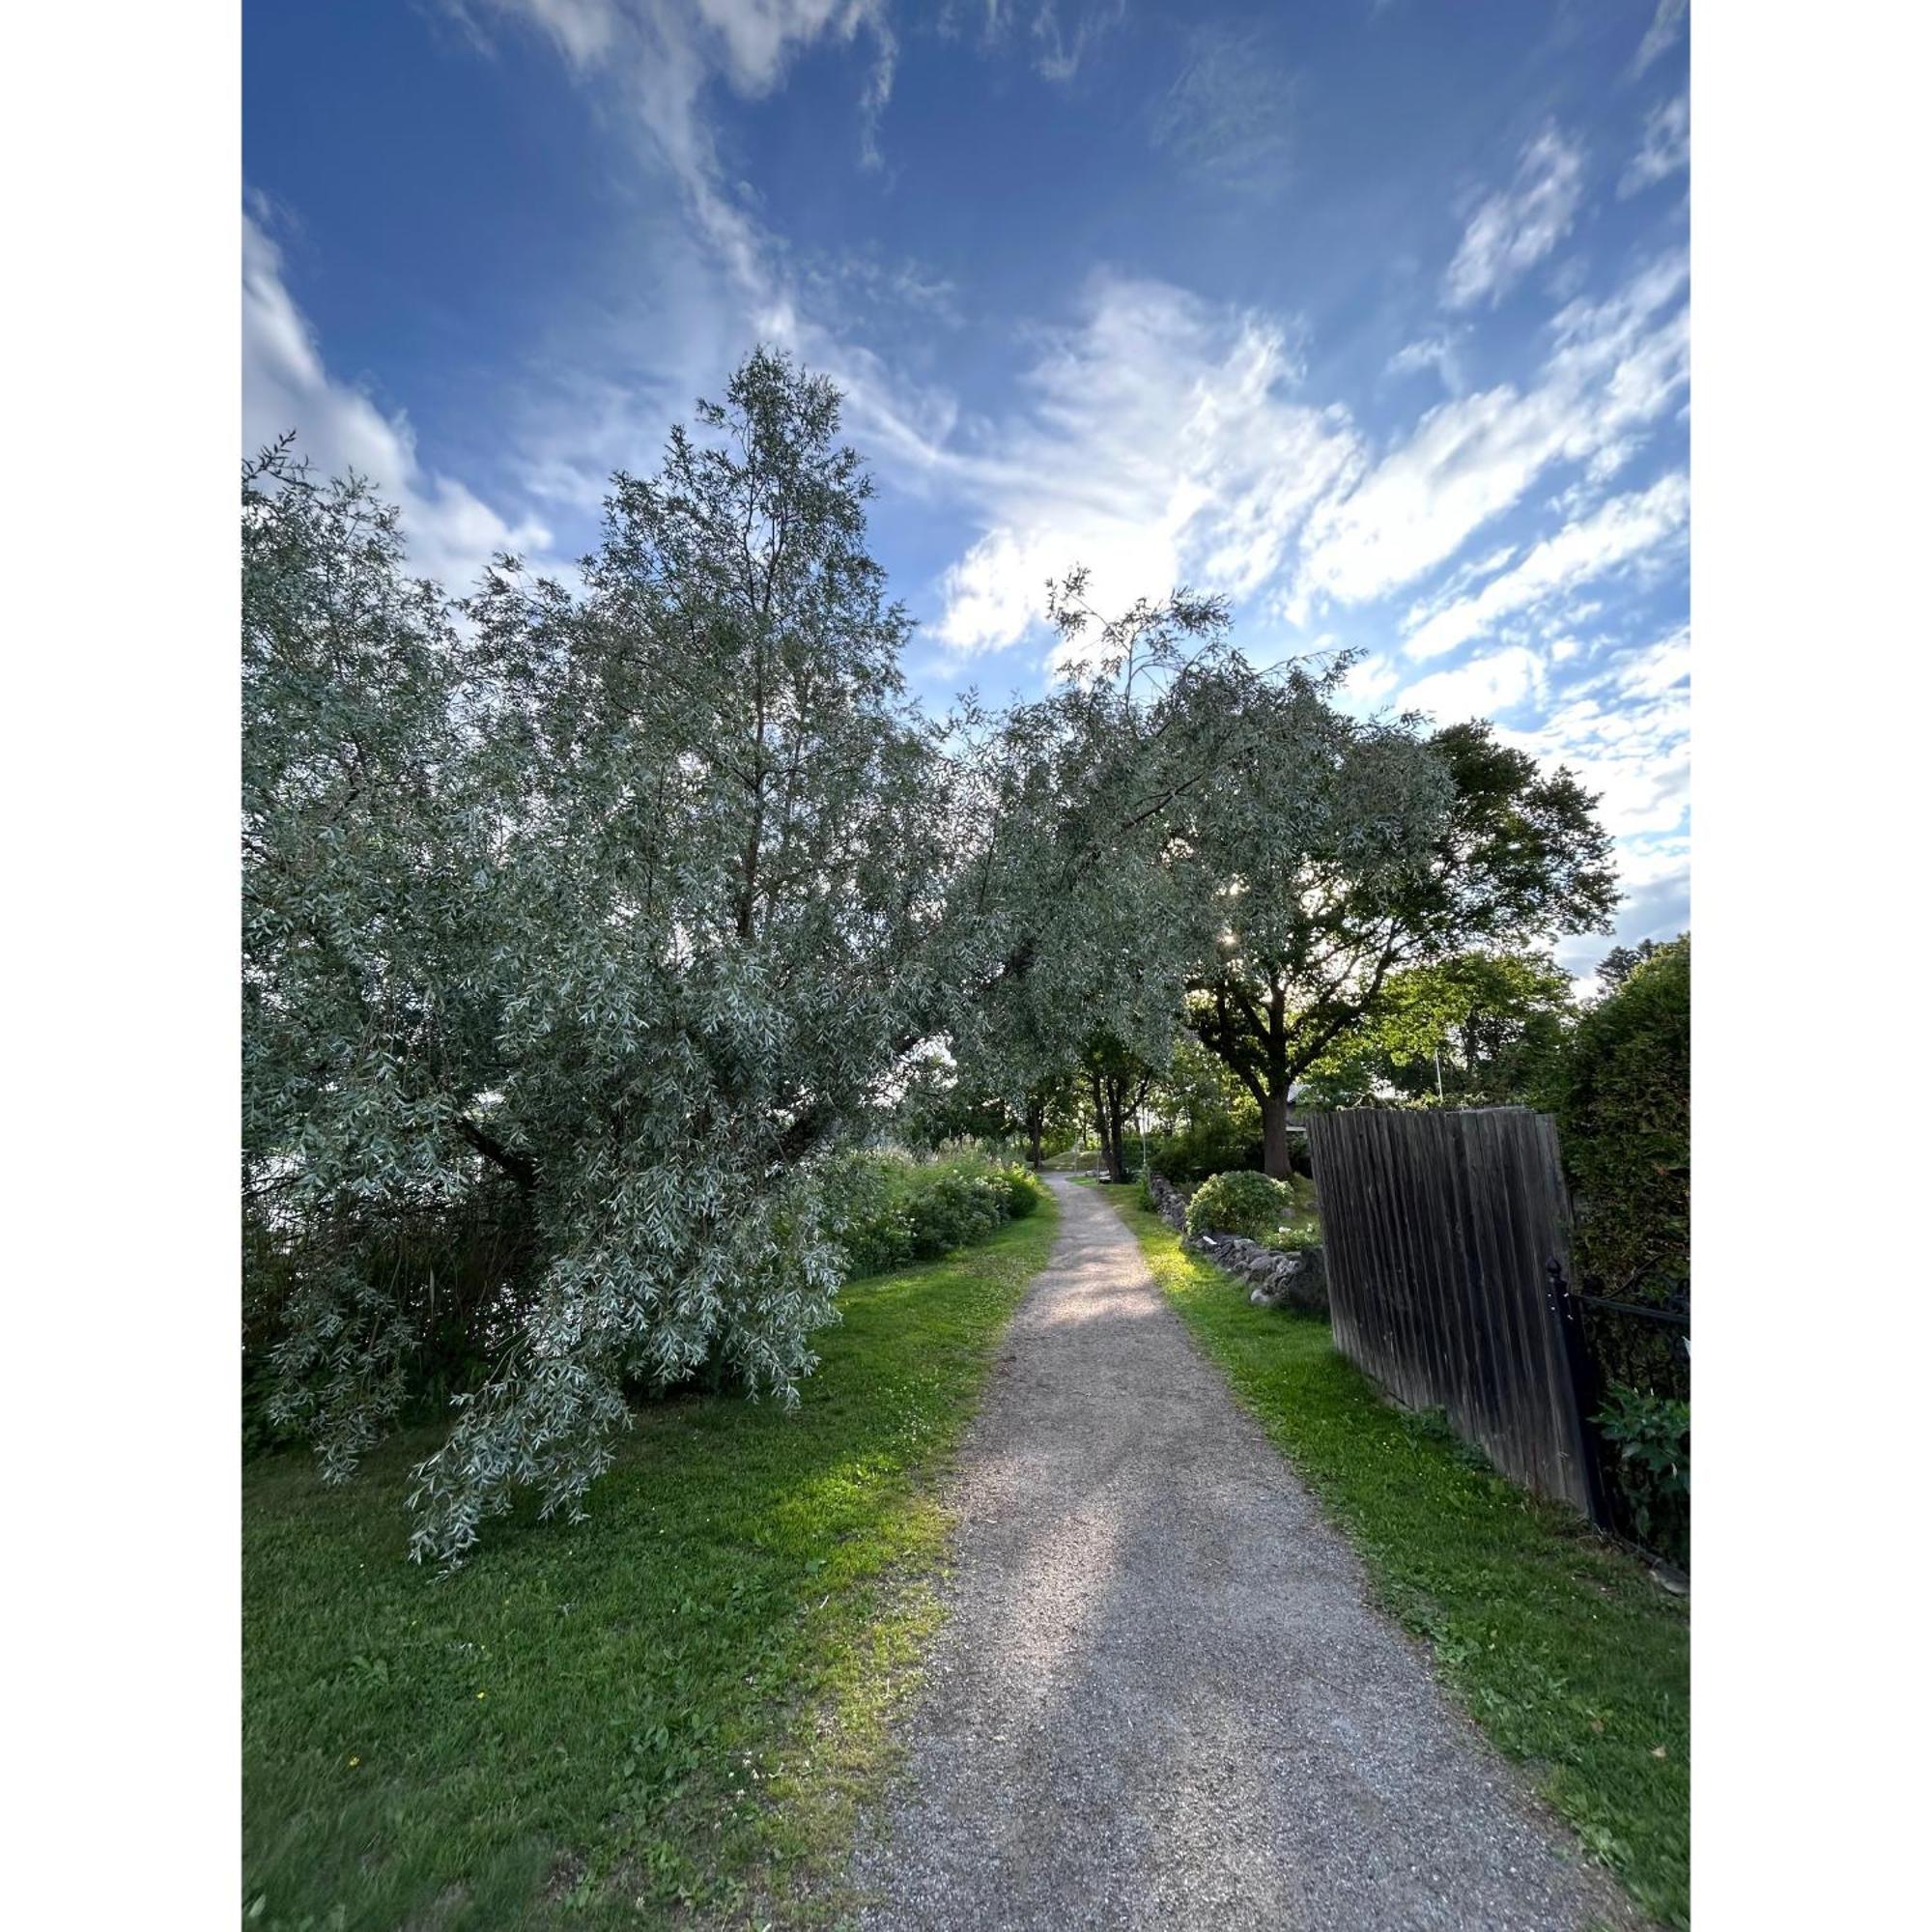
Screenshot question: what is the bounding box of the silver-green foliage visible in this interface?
[244,354,957,1564]
[936,573,1256,1116]
[245,344,1619,1565]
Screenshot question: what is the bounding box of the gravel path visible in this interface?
[850,1176,1647,1932]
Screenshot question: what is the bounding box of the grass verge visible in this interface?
[1104,1190,1690,1928]
[243,1197,1059,1931]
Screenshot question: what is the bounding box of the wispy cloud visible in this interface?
[1620,93,1689,197]
[1402,470,1689,660]
[1520,629,1690,844]
[928,275,1363,654]
[1630,0,1689,79]
[1385,332,1468,396]
[456,2,898,214]
[930,244,1689,661]
[1294,250,1688,611]
[243,207,552,591]
[1400,644,1547,722]
[1442,125,1586,311]
[1150,21,1295,184]
[449,2,977,526]
[1503,622,1690,974]
[1029,0,1126,83]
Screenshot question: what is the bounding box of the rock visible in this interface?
[1272,1247,1329,1317]
[1184,1223,1329,1317]
[1145,1172,1192,1234]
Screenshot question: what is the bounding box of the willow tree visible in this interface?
[936,573,1244,1142]
[243,435,511,1473]
[246,352,959,1563]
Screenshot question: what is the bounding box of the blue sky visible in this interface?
[243,0,1690,979]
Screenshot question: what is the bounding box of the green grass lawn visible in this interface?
[243,1198,1059,1932]
[1104,1191,1690,1929]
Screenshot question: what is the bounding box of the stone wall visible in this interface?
[1191,1232,1328,1316]
[1146,1171,1190,1233]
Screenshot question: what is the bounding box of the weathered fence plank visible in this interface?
[1307,1107,1602,1521]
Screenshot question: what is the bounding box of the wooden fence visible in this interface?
[1306,1107,1605,1522]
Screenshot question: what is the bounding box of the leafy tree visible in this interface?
[936,578,1293,1185]
[246,353,960,1564]
[243,439,504,1471]
[1185,715,1618,1176]
[1017,1065,1089,1167]
[1594,936,1666,994]
[1133,1035,1268,1181]
[969,1062,1087,1169]
[1299,950,1578,1111]
[891,1048,1080,1167]
[930,575,1245,1173]
[1080,1030,1157,1183]
[1143,1033,1256,1135]
[245,349,1630,1565]
[944,575,1614,1180]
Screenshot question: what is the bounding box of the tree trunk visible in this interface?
[1261,1087,1293,1180]
[1026,1102,1044,1170]
[1105,1085,1129,1183]
[1090,1072,1114,1178]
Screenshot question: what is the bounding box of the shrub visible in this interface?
[1265,1219,1322,1253]
[998,1163,1047,1218]
[823,1149,1038,1278]
[820,1150,918,1278]
[1561,936,1690,1301]
[905,1162,1004,1257]
[1185,1169,1297,1242]
[1595,1384,1690,1569]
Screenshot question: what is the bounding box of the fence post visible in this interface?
[1546,1257,1612,1530]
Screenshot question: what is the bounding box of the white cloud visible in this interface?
[1150,20,1295,181]
[461,2,896,236]
[451,1,981,532]
[478,0,890,100]
[930,248,1690,659]
[242,211,552,592]
[1500,625,1689,842]
[1386,333,1467,395]
[1399,645,1546,721]
[1027,1,1126,83]
[928,275,1364,653]
[1343,650,1401,706]
[1620,93,1689,197]
[1442,126,1586,311]
[1294,250,1689,611]
[1631,0,1688,79]
[439,0,1692,758]
[1402,471,1689,660]
[1617,622,1690,699]
[1505,621,1690,979]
